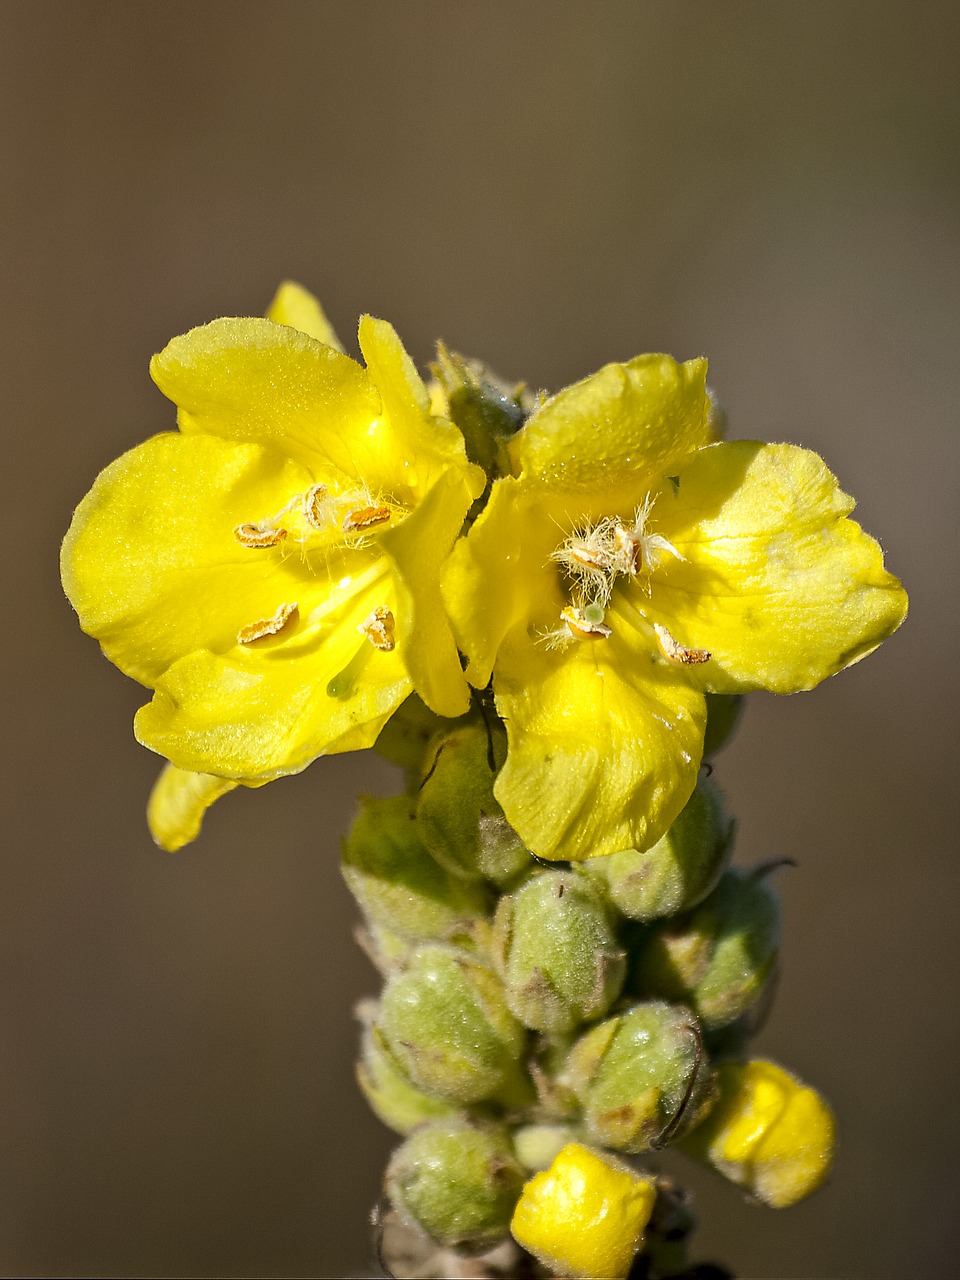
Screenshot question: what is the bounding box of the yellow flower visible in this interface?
[679,1058,835,1208]
[443,354,907,861]
[510,1142,656,1279]
[62,283,484,848]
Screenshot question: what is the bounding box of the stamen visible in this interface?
[342,505,392,534]
[358,606,396,652]
[237,601,299,645]
[560,604,613,641]
[234,522,287,549]
[613,524,642,574]
[653,622,710,665]
[302,483,330,529]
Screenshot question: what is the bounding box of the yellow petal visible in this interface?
[357,315,478,493]
[682,1059,835,1208]
[380,465,483,718]
[61,432,318,685]
[266,280,345,351]
[510,354,710,521]
[643,441,908,693]
[492,610,706,860]
[134,571,410,778]
[442,477,560,688]
[150,316,383,476]
[147,764,241,852]
[511,1143,656,1279]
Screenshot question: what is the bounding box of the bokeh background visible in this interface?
[2,2,958,1276]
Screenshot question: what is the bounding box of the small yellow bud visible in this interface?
[510,1143,656,1279]
[681,1059,835,1208]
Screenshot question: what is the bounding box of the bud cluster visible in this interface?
[341,690,835,1278]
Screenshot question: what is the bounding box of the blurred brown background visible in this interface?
[2,2,958,1276]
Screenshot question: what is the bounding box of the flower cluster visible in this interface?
[62,281,905,862]
[62,283,905,1278]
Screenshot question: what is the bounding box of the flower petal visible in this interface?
[492,617,706,861]
[380,465,484,718]
[60,432,320,685]
[150,316,383,475]
[147,764,242,852]
[266,280,345,351]
[442,477,561,689]
[510,354,710,521]
[642,441,908,693]
[134,572,411,778]
[357,315,480,495]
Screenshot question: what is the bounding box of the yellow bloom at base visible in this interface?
[62,283,484,848]
[510,1142,656,1279]
[443,354,907,861]
[680,1058,835,1208]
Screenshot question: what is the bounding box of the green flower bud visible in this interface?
[565,1002,714,1153]
[342,795,491,947]
[703,692,744,757]
[356,1020,458,1136]
[432,343,528,476]
[492,871,626,1034]
[417,723,530,885]
[586,775,734,923]
[378,943,530,1105]
[512,1123,581,1173]
[386,1119,525,1252]
[633,868,782,1031]
[373,692,449,775]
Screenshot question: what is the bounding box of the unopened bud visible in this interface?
[680,1059,835,1207]
[417,723,529,885]
[586,775,733,922]
[386,1119,525,1252]
[492,871,626,1034]
[432,343,528,476]
[512,1123,580,1173]
[564,1001,714,1153]
[378,943,529,1105]
[633,867,781,1030]
[373,692,447,776]
[703,693,744,757]
[510,1143,656,1279]
[342,795,491,947]
[356,1020,457,1136]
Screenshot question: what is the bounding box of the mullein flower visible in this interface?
[443,354,907,860]
[510,1142,657,1280]
[680,1059,835,1207]
[61,284,484,849]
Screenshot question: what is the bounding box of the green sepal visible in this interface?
[356,1019,459,1136]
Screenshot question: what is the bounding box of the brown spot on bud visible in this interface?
[237,601,299,645]
[358,605,396,652]
[234,522,287,549]
[653,622,710,665]
[342,504,391,534]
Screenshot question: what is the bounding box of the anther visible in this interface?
[653,622,710,665]
[358,606,396,652]
[234,522,287,549]
[560,604,613,641]
[237,601,299,645]
[302,483,329,529]
[613,524,642,574]
[342,505,391,534]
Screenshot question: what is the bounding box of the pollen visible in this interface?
[234,522,287,549]
[342,505,392,534]
[653,622,710,665]
[560,604,613,641]
[237,601,299,645]
[358,605,396,652]
[302,483,330,529]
